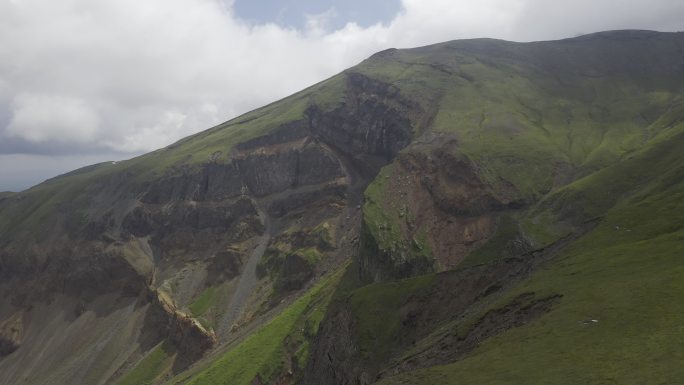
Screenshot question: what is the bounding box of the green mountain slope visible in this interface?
[374,125,684,384]
[0,30,683,385]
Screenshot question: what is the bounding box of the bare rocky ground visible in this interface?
[0,293,147,385]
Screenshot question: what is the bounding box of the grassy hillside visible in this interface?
[355,32,684,265]
[0,74,351,245]
[1,30,684,385]
[158,31,684,384]
[358,33,684,201]
[174,266,345,385]
[2,31,682,241]
[371,123,684,384]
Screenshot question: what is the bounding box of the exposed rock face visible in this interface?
[381,292,562,378]
[1,31,683,385]
[141,287,217,366]
[0,313,23,357]
[304,219,596,384]
[237,150,300,197]
[0,241,146,308]
[403,140,518,216]
[305,254,564,384]
[0,68,428,384]
[267,184,347,218]
[357,222,435,283]
[302,306,370,385]
[236,140,344,197]
[357,137,526,283]
[273,253,315,292]
[297,143,348,186]
[307,72,418,177]
[205,247,243,287]
[124,197,263,270]
[140,132,344,204]
[235,120,309,150]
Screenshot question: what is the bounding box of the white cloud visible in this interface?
[512,0,684,40]
[387,0,527,45]
[305,8,339,36]
[0,0,682,161]
[7,93,100,143]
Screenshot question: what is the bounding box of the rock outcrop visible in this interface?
[0,313,23,357]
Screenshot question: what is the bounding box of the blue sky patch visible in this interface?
[233,0,401,30]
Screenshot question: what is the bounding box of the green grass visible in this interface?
[459,214,522,268]
[0,162,119,239]
[189,287,219,318]
[310,221,335,249]
[362,164,431,267]
[117,340,175,385]
[349,273,436,367]
[257,247,322,286]
[536,122,684,224]
[299,247,322,264]
[362,165,395,241]
[377,203,684,384]
[373,123,684,385]
[357,38,683,203]
[183,266,346,385]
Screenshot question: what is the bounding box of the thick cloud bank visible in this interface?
[0,0,682,190]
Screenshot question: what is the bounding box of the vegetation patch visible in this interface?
[117,340,175,385]
[349,274,436,366]
[189,287,219,318]
[184,266,345,385]
[375,124,684,385]
[362,165,431,268]
[459,214,525,268]
[256,222,335,296]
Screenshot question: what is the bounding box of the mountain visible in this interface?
[1,30,683,385]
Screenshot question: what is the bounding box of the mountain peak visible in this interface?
[1,31,684,384]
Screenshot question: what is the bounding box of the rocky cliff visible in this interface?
[1,30,684,385]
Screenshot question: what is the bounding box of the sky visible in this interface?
[0,0,683,191]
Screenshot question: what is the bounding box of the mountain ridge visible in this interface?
[0,30,683,384]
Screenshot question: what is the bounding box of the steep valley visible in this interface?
[1,30,684,384]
